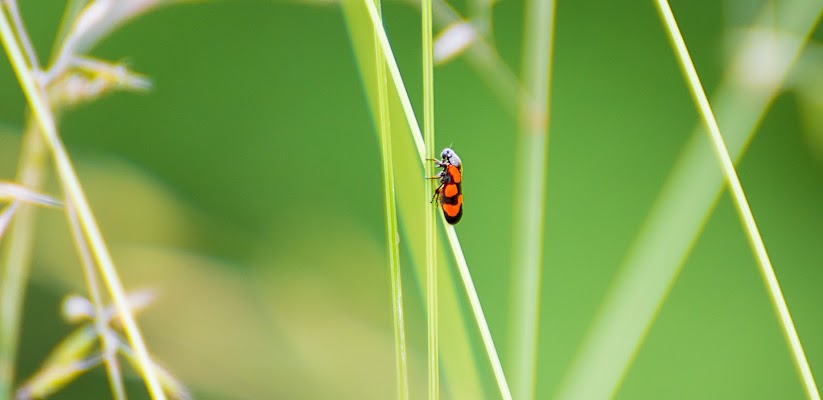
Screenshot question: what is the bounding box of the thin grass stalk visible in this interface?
[0,25,46,400]
[508,0,556,398]
[556,3,823,399]
[404,0,521,116]
[0,2,79,397]
[0,2,110,395]
[373,0,410,397]
[65,199,126,400]
[422,0,439,396]
[655,1,820,399]
[3,0,39,70]
[361,0,424,159]
[0,12,167,400]
[0,120,48,400]
[444,226,512,400]
[358,1,512,397]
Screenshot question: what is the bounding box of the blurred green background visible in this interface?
[0,0,822,398]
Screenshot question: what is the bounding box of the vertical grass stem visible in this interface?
[422,0,439,396]
[509,0,556,398]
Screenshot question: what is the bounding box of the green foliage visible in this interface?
[0,1,822,399]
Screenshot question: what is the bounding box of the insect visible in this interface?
[428,147,463,224]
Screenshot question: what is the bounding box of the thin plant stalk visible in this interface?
[0,2,126,396]
[508,0,556,398]
[0,122,48,399]
[422,0,439,397]
[0,17,44,399]
[358,1,512,397]
[373,0,409,397]
[0,11,167,400]
[556,3,823,398]
[65,199,126,400]
[3,0,40,70]
[405,0,521,117]
[362,0,425,159]
[444,226,512,400]
[655,1,820,399]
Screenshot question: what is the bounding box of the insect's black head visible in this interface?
[440,148,461,167]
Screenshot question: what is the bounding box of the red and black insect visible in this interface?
[428,147,463,225]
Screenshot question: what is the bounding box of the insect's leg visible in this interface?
[430,184,443,204]
[427,158,447,168]
[426,170,445,180]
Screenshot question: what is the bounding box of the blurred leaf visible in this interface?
[792,41,823,163]
[433,21,478,65]
[557,3,823,399]
[16,325,98,400]
[39,325,97,369]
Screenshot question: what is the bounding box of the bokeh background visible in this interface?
[0,0,822,398]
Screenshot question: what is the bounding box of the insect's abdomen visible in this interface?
[440,182,463,224]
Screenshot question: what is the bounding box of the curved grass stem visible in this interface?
[655,1,820,399]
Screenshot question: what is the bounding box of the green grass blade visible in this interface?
[373,0,410,397]
[445,226,512,400]
[556,2,823,399]
[508,0,556,398]
[421,0,439,397]
[655,1,820,397]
